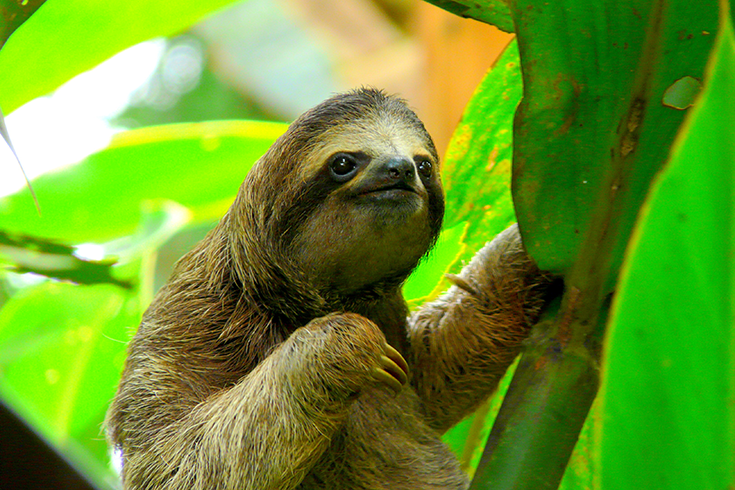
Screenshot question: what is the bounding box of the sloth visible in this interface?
[106,88,550,489]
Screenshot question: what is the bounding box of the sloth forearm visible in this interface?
[121,314,393,490]
[122,339,351,490]
[408,225,546,432]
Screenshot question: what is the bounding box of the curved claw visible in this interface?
[383,343,409,379]
[372,366,404,394]
[371,343,409,394]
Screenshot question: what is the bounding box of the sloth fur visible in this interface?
[106,88,549,489]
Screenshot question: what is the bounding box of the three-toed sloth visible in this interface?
[106,88,550,489]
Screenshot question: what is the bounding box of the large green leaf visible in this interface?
[470,0,722,488]
[511,0,718,275]
[0,120,286,244]
[0,0,245,115]
[599,7,735,488]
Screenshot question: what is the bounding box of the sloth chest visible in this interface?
[298,388,469,490]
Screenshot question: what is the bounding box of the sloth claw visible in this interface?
[383,343,409,378]
[371,343,409,393]
[372,367,403,393]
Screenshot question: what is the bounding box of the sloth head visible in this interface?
[232,88,443,305]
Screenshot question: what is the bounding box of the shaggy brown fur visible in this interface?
[106,88,549,489]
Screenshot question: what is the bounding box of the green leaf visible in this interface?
[422,0,514,33]
[0,0,245,115]
[557,402,598,489]
[599,7,735,488]
[442,40,521,264]
[0,282,139,488]
[404,221,467,305]
[0,230,130,288]
[0,120,286,243]
[511,0,719,275]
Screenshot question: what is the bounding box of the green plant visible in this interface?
[0,0,732,488]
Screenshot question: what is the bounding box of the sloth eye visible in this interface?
[332,156,355,175]
[416,158,433,178]
[329,154,359,180]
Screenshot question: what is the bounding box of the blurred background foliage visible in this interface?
[0,0,516,487]
[0,0,732,489]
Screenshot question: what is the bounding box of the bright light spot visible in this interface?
[54,40,167,119]
[130,36,205,112]
[110,446,124,475]
[74,243,106,261]
[1,97,117,196]
[162,39,204,95]
[1,39,167,197]
[3,272,47,290]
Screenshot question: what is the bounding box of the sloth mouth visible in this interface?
[361,181,417,195]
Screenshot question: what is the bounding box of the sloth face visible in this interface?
[289,113,443,295]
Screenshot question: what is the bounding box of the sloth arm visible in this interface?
[407,225,548,433]
[119,313,403,490]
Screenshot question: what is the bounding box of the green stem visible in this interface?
[469,318,601,490]
[460,398,492,473]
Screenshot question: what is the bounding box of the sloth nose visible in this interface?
[384,158,415,182]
